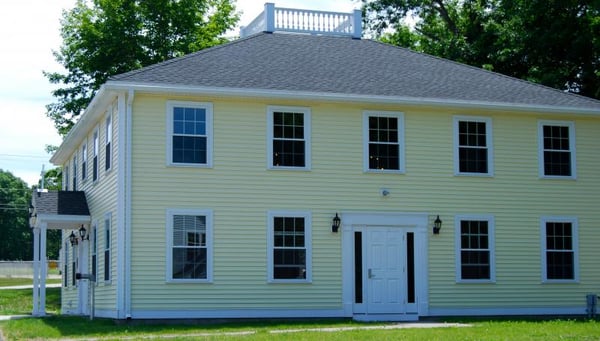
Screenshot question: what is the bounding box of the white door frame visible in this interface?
[341,212,429,321]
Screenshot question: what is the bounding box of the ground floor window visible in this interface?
[267,211,312,283]
[167,209,213,282]
[455,215,495,282]
[542,217,578,281]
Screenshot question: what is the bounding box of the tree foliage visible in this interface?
[362,0,600,99]
[0,170,32,260]
[45,0,239,136]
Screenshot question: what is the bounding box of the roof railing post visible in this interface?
[352,9,362,39]
[265,2,275,33]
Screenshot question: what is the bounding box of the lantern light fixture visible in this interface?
[433,215,442,234]
[332,213,341,233]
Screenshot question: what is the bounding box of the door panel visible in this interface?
[366,227,405,314]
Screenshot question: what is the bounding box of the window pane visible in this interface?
[546,251,574,279]
[273,249,306,279]
[273,140,305,167]
[368,143,399,170]
[172,248,207,279]
[173,215,206,246]
[172,136,207,164]
[544,151,571,176]
[272,216,307,279]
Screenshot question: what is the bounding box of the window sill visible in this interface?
[542,279,579,284]
[539,175,576,180]
[454,172,494,177]
[456,279,495,284]
[364,169,405,174]
[268,279,312,284]
[166,279,213,284]
[167,163,213,169]
[268,166,311,172]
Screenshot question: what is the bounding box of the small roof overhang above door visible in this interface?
[30,190,91,230]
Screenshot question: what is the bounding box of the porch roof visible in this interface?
[30,190,90,230]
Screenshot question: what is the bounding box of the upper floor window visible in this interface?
[538,121,576,178]
[64,165,69,191]
[455,215,495,282]
[105,114,112,171]
[166,209,213,282]
[166,101,213,167]
[454,116,493,176]
[267,106,311,170]
[541,217,578,282]
[93,129,99,182]
[81,144,87,181]
[267,211,312,283]
[72,155,77,191]
[363,111,405,172]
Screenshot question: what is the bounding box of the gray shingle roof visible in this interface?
[110,32,600,111]
[32,191,90,216]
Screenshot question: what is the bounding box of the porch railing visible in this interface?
[240,3,362,39]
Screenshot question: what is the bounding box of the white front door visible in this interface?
[77,241,89,315]
[366,227,406,314]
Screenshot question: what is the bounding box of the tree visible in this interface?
[0,170,32,260]
[45,0,239,136]
[361,0,600,99]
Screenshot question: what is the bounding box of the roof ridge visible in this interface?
[365,39,600,106]
[109,33,266,81]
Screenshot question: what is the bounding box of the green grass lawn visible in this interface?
[0,277,62,287]
[0,288,61,315]
[0,317,598,340]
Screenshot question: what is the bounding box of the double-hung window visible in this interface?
[104,213,111,282]
[538,121,576,178]
[541,217,578,282]
[167,101,213,167]
[167,209,213,282]
[267,211,312,282]
[105,114,112,171]
[81,144,87,181]
[93,129,99,182]
[363,111,405,172]
[455,216,495,282]
[91,223,97,280]
[454,116,493,175]
[72,155,77,191]
[267,106,311,170]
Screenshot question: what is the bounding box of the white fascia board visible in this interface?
[33,214,91,229]
[105,81,600,116]
[50,86,120,165]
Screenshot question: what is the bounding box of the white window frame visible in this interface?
[454,215,496,283]
[92,127,99,182]
[541,216,579,283]
[166,208,214,283]
[453,116,494,176]
[72,155,78,191]
[91,221,97,283]
[103,213,111,283]
[166,101,213,168]
[362,111,405,173]
[538,120,576,179]
[267,106,312,171]
[81,143,87,181]
[267,210,312,283]
[105,112,112,172]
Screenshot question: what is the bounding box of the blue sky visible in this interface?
[0,0,357,186]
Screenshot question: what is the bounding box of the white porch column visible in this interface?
[40,224,48,315]
[32,227,40,316]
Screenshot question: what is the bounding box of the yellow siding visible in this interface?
[129,94,600,312]
[61,101,120,314]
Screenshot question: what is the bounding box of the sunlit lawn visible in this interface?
[1,316,599,340]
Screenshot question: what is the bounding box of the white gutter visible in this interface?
[125,89,134,318]
[105,81,600,116]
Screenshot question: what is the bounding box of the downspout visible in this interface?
[125,89,134,318]
[116,89,134,318]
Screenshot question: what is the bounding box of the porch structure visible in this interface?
[29,190,90,316]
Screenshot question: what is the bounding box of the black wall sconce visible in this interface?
[433,215,442,234]
[332,213,341,233]
[69,231,78,246]
[79,225,88,241]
